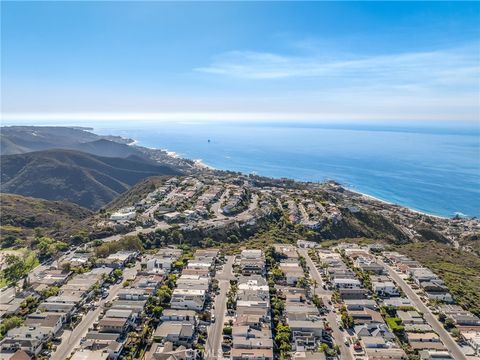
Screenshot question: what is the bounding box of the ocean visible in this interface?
[3,119,479,218]
[87,120,480,218]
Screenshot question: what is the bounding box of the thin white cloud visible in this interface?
[195,46,480,88]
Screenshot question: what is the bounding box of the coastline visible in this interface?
[133,138,453,220]
[347,188,449,220]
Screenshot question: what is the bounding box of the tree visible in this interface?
[438,312,446,322]
[152,306,164,318]
[21,295,38,312]
[0,316,23,336]
[37,237,68,257]
[1,235,17,249]
[279,341,292,352]
[61,262,72,272]
[271,267,284,280]
[444,318,455,329]
[296,276,309,288]
[2,255,27,285]
[156,285,173,305]
[113,269,123,279]
[42,286,60,298]
[451,328,460,339]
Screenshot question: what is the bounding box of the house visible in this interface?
[410,268,437,285]
[149,342,200,360]
[234,314,265,328]
[170,289,206,311]
[25,312,66,337]
[397,310,424,325]
[354,323,396,341]
[97,317,129,334]
[418,350,454,360]
[439,305,480,326]
[460,331,480,355]
[134,274,164,293]
[145,257,174,273]
[362,336,387,349]
[333,278,361,289]
[344,299,378,311]
[0,288,23,318]
[160,309,196,324]
[382,298,414,308]
[117,289,148,301]
[355,257,385,274]
[29,269,70,287]
[230,348,274,360]
[407,333,445,351]
[105,309,134,321]
[421,281,453,303]
[279,263,304,286]
[74,336,124,360]
[110,300,147,315]
[70,349,109,360]
[238,276,269,294]
[240,259,266,276]
[153,322,194,346]
[285,304,321,321]
[239,250,265,275]
[339,288,368,300]
[297,240,317,249]
[404,324,433,333]
[274,245,299,259]
[365,348,407,360]
[0,326,50,357]
[38,295,78,316]
[103,251,137,268]
[176,275,210,291]
[0,349,31,360]
[163,212,182,223]
[110,207,136,221]
[349,309,385,326]
[372,282,399,297]
[232,326,273,349]
[288,320,324,337]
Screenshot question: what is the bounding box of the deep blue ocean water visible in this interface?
[88,121,480,218]
[3,120,479,218]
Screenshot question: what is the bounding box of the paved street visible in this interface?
[299,249,354,360]
[205,255,235,360]
[379,259,467,360]
[210,190,228,219]
[51,265,138,360]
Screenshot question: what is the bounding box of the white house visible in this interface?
[333,278,361,289]
[170,289,206,311]
[372,281,400,297]
[146,257,174,273]
[110,207,137,221]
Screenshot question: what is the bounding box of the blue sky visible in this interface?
[1,1,479,122]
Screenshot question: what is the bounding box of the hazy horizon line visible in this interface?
[2,112,479,123]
